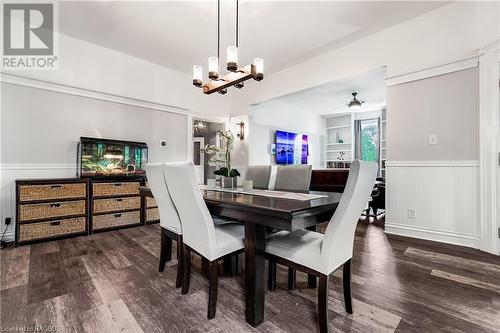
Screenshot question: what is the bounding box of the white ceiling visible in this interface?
[254,67,387,115]
[59,1,449,75]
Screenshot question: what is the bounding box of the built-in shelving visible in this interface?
[380,107,387,178]
[324,113,354,166]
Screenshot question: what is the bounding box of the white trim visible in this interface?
[386,160,479,168]
[386,55,479,87]
[0,163,75,171]
[0,72,189,116]
[385,223,479,249]
[478,40,500,255]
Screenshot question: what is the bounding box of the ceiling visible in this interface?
[59,1,449,75]
[254,67,387,115]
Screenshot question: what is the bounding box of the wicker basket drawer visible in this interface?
[147,207,160,222]
[19,183,86,202]
[92,210,140,230]
[146,197,157,208]
[19,200,86,222]
[93,197,140,213]
[19,217,86,242]
[92,182,140,197]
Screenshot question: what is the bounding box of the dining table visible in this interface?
[139,185,342,328]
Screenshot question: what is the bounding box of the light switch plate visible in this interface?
[428,134,438,145]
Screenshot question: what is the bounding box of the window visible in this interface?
[358,118,379,162]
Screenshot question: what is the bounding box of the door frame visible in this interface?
[193,137,205,184]
[478,40,500,255]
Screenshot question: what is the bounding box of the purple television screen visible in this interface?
[275,130,308,165]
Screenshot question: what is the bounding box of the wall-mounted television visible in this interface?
[275,130,308,165]
[77,137,148,178]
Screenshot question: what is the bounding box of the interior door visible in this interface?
[193,137,205,184]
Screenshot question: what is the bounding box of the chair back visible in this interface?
[321,160,378,271]
[163,161,216,259]
[244,166,272,190]
[145,163,182,234]
[274,164,312,192]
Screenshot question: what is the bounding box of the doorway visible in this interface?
[193,137,205,184]
[192,119,225,185]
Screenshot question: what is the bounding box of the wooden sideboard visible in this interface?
[15,177,147,245]
[90,178,144,232]
[16,178,89,245]
[309,169,350,193]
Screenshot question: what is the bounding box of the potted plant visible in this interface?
[202,130,241,188]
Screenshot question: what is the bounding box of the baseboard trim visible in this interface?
[385,223,479,249]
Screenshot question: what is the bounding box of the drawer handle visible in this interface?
[50,203,61,208]
[115,199,123,202]
[50,221,61,226]
[114,183,122,187]
[114,213,122,218]
[50,185,62,189]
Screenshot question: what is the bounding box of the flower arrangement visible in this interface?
[202,130,241,178]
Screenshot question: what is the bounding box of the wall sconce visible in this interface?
[236,121,245,140]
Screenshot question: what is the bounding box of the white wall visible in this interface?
[388,68,479,161]
[0,82,189,239]
[230,1,498,113]
[233,1,498,249]
[3,32,233,117]
[248,98,325,168]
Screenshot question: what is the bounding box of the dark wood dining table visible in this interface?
[140,186,342,328]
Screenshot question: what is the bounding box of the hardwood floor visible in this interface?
[1,218,500,333]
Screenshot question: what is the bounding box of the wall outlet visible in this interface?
[498,227,500,239]
[4,217,11,225]
[428,134,438,145]
[408,208,416,219]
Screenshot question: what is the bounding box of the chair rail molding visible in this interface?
[386,55,479,87]
[478,40,500,255]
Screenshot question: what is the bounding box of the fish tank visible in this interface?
[77,137,148,178]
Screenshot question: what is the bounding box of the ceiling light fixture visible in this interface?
[347,92,364,109]
[192,0,264,95]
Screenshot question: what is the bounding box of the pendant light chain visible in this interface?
[236,0,239,48]
[217,0,220,60]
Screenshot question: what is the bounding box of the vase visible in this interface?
[221,176,237,189]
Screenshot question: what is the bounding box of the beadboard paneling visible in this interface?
[385,161,480,248]
[0,164,76,241]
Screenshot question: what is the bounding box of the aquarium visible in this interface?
[78,137,148,178]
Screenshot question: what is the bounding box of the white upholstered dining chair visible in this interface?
[163,161,245,319]
[244,165,272,190]
[145,163,184,288]
[265,160,378,333]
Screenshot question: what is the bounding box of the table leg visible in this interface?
[245,222,266,327]
[306,225,318,288]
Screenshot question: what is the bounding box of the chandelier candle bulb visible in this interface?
[208,56,219,80]
[192,65,203,87]
[253,58,264,81]
[227,45,238,71]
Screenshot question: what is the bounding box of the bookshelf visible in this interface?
[380,107,387,178]
[325,113,354,167]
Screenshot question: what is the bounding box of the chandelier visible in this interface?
[192,0,264,95]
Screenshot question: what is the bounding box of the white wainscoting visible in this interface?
[385,161,480,248]
[0,164,77,241]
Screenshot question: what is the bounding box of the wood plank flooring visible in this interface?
[1,218,500,333]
